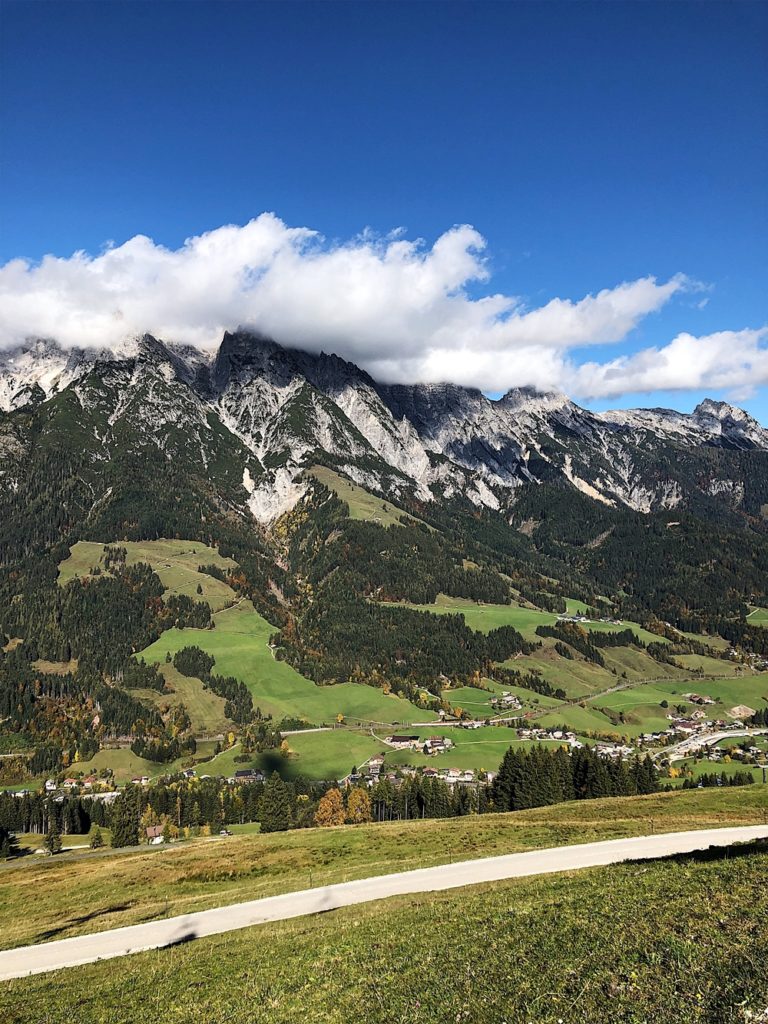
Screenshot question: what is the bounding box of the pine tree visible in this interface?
[89,825,104,849]
[0,826,19,859]
[258,773,292,833]
[110,786,141,847]
[45,817,62,855]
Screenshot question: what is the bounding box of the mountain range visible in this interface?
[1,331,767,524]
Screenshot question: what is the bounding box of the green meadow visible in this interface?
[138,600,434,728]
[306,465,421,528]
[1,787,762,955]
[4,793,768,1023]
[747,606,768,626]
[672,757,765,783]
[133,663,233,734]
[58,539,238,611]
[585,675,768,738]
[378,725,567,773]
[399,594,668,646]
[203,730,388,782]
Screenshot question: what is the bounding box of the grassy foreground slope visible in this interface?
[5,842,768,1024]
[0,787,764,952]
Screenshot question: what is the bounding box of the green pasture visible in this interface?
[0,789,760,955]
[747,606,768,626]
[306,465,420,528]
[672,757,765,783]
[398,594,669,648]
[504,648,615,699]
[7,797,768,1024]
[442,679,561,717]
[203,731,387,782]
[674,653,743,676]
[77,747,185,783]
[535,704,618,736]
[585,675,768,736]
[58,539,238,611]
[379,725,565,773]
[132,663,233,734]
[680,629,730,652]
[138,601,434,727]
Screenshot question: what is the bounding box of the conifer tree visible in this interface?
[258,773,292,833]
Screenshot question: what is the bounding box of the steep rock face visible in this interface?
[1,330,766,521]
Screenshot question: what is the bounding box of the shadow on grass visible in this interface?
[162,929,197,948]
[630,838,768,867]
[33,903,134,943]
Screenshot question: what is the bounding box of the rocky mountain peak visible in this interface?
[0,330,766,520]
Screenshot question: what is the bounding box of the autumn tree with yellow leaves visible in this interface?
[314,787,345,827]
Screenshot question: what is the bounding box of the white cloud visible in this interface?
[0,212,762,399]
[567,328,768,400]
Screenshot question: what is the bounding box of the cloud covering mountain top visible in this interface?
[0,213,765,400]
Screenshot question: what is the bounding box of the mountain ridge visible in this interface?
[1,332,766,521]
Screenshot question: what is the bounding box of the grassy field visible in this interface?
[380,727,568,772]
[674,653,744,676]
[680,629,730,651]
[402,594,560,639]
[203,731,388,781]
[13,828,113,854]
[672,757,766,783]
[6,841,768,1024]
[501,645,687,702]
[139,600,434,728]
[399,594,668,646]
[72,747,186,783]
[585,676,768,736]
[58,539,239,612]
[443,680,563,718]
[306,465,421,528]
[0,787,764,955]
[535,703,618,735]
[133,663,233,734]
[747,606,768,626]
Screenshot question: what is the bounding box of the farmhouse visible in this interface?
[145,825,164,845]
[492,692,522,711]
[385,734,421,749]
[729,705,756,719]
[232,769,265,784]
[423,736,453,755]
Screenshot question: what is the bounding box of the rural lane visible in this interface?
[2,824,767,981]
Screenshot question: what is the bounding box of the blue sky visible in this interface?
[1,1,766,417]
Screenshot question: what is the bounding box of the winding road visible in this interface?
[1,824,766,982]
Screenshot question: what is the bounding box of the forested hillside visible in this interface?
[0,334,767,785]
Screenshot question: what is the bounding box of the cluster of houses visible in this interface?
[725,647,768,672]
[43,775,111,793]
[228,768,266,785]
[383,735,454,755]
[348,756,493,789]
[491,692,522,712]
[557,614,624,626]
[704,742,766,765]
